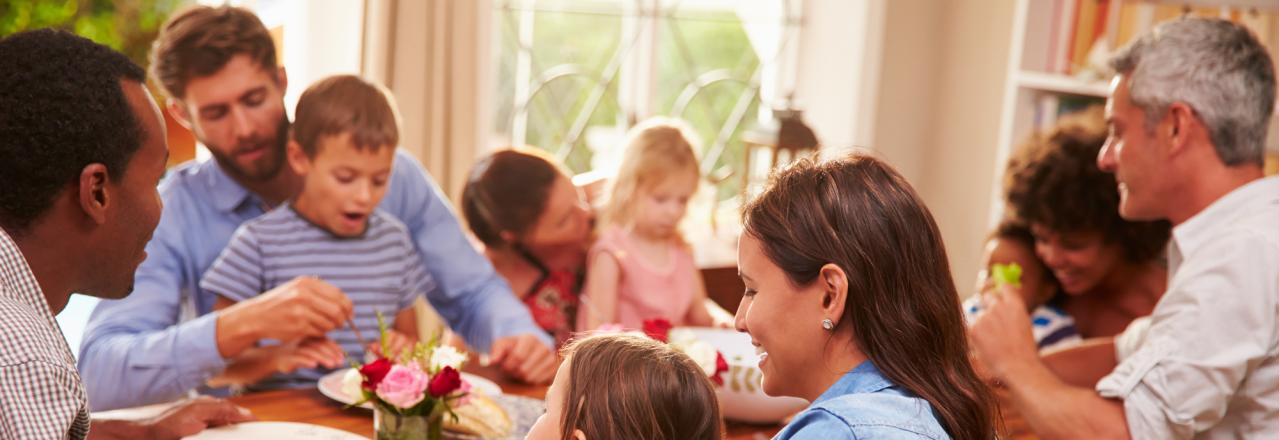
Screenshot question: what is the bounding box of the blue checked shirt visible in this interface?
[0,228,91,439]
[77,151,551,411]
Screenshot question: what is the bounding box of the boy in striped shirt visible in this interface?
[200,75,426,389]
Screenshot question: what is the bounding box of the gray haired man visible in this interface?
[970,17,1279,439]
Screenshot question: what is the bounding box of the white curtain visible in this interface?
[362,0,493,201]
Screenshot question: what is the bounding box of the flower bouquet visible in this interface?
[640,318,730,385]
[342,315,472,440]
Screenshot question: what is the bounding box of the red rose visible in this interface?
[359,358,392,391]
[642,318,673,342]
[711,352,729,386]
[428,366,462,397]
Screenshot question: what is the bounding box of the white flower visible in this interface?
[680,340,719,376]
[667,329,697,347]
[340,368,364,400]
[429,345,467,372]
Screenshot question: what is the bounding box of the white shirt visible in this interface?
[1097,176,1279,439]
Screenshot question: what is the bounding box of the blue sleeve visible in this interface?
[199,226,264,302]
[76,194,227,411]
[382,150,552,351]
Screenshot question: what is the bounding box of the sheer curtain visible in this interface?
[362,0,493,201]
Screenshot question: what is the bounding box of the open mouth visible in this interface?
[342,212,367,223]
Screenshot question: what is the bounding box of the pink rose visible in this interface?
[453,378,474,406]
[375,365,429,409]
[428,366,462,397]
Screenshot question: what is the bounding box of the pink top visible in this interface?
[588,226,697,329]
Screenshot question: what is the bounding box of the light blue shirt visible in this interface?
[77,151,552,411]
[775,362,950,440]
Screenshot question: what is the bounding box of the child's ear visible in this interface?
[818,263,848,328]
[572,429,587,440]
[286,140,311,175]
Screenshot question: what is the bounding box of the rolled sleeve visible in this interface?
[1097,232,1277,439]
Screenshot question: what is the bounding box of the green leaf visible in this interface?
[991,263,1023,289]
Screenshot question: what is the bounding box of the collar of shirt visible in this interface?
[1172,176,1279,267]
[0,228,55,327]
[811,360,893,405]
[202,159,267,213]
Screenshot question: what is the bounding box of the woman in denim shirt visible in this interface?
[735,154,996,440]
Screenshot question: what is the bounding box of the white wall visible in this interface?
[799,0,1017,295]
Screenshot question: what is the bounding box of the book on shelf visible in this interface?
[1040,0,1279,78]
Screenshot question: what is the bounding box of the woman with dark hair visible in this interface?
[461,148,594,346]
[999,107,1169,339]
[736,153,996,439]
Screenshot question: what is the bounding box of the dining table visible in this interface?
[227,361,783,439]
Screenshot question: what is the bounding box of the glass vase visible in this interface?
[374,404,443,440]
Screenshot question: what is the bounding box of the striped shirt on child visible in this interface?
[200,205,432,389]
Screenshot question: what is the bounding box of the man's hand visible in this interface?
[209,337,346,388]
[488,334,557,384]
[216,276,353,358]
[143,396,255,440]
[969,284,1040,382]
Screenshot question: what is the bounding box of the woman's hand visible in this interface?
[968,285,1040,383]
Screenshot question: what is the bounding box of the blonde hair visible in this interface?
[602,117,702,229]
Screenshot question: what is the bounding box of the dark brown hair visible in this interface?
[743,153,996,440]
[461,148,565,248]
[149,5,278,99]
[291,75,400,157]
[1004,106,1170,262]
[559,333,723,440]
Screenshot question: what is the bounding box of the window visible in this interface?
[490,0,803,202]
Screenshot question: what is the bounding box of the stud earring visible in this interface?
[821,319,834,331]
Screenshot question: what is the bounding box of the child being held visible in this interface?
[201,75,428,389]
[579,118,730,330]
[965,219,1080,351]
[526,333,723,440]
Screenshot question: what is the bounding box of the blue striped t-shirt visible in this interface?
[199,204,432,389]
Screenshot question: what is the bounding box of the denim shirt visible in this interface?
[77,151,553,410]
[775,361,950,439]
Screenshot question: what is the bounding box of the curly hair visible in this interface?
[0,29,147,235]
[1004,106,1170,263]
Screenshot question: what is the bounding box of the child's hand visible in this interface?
[209,337,344,388]
[371,330,417,360]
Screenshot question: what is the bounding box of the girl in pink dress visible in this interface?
[579,118,731,330]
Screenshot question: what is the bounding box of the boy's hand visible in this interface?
[371,330,417,360]
[968,285,1039,382]
[489,334,557,384]
[209,337,345,388]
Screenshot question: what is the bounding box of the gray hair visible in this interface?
[1109,17,1275,166]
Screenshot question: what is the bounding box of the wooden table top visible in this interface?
[228,363,782,439]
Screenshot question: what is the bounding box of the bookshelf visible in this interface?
[989,0,1279,226]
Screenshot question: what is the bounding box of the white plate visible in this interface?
[183,421,365,439]
[318,368,503,409]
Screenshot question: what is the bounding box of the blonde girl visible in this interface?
[579,117,729,330]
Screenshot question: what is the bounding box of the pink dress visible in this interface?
[587,226,697,329]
